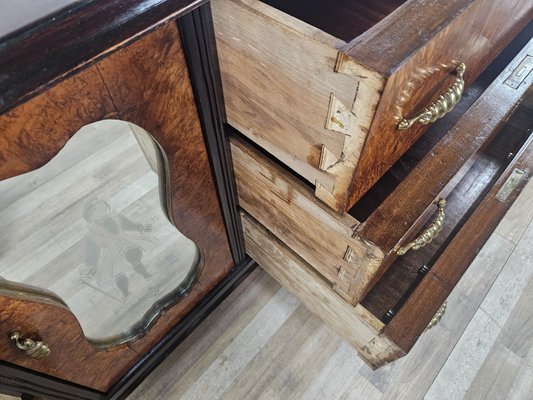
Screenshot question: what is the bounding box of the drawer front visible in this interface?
[213,0,532,212]
[343,0,533,207]
[231,35,533,309]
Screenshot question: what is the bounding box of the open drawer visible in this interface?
[212,0,532,212]
[232,32,533,336]
[242,84,533,367]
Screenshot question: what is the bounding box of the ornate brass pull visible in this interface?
[426,301,447,331]
[398,62,466,130]
[395,199,446,256]
[10,332,51,359]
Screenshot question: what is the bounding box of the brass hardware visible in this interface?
[398,62,466,130]
[496,168,525,202]
[504,55,533,89]
[10,332,51,359]
[395,199,447,256]
[426,301,447,331]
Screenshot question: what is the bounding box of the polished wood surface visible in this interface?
[0,284,140,393]
[345,0,532,207]
[358,37,533,271]
[385,133,533,351]
[0,0,207,114]
[0,23,233,391]
[362,103,533,319]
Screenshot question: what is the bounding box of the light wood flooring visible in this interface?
[2,164,533,400]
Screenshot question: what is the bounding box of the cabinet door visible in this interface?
[0,22,234,391]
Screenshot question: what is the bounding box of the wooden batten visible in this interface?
[230,135,385,304]
[242,213,405,369]
[212,0,382,212]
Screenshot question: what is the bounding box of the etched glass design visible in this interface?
[0,120,201,346]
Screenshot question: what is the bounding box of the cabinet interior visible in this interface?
[260,0,407,41]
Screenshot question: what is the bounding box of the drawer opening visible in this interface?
[348,24,533,223]
[360,88,533,323]
[260,0,407,42]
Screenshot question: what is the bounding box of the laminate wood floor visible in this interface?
[127,178,533,400]
[3,154,533,400]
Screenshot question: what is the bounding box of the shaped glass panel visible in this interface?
[0,120,201,346]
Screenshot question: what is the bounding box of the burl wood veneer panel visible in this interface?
[0,22,232,391]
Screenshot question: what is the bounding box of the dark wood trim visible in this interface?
[385,134,533,351]
[0,3,251,399]
[0,362,102,400]
[177,4,247,264]
[106,258,255,400]
[0,258,256,400]
[0,0,208,115]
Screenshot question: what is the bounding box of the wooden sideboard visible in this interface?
[0,2,252,399]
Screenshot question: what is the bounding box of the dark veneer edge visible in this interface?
[177,4,247,264]
[0,259,256,400]
[0,0,208,115]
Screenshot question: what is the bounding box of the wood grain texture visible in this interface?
[230,135,385,305]
[0,0,208,114]
[0,67,116,180]
[0,23,233,391]
[242,213,404,369]
[355,39,533,298]
[385,133,533,351]
[345,0,533,207]
[212,0,384,212]
[95,21,233,358]
[0,283,139,392]
[213,0,531,212]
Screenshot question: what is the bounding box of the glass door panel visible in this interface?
[0,120,202,347]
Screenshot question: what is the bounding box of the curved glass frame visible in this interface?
[0,120,203,348]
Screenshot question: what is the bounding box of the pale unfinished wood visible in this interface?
[231,136,385,305]
[212,0,383,211]
[242,213,404,369]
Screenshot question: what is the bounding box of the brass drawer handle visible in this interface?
[395,199,446,256]
[398,62,466,130]
[10,332,51,359]
[426,301,447,331]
